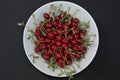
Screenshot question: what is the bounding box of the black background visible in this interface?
[0,0,120,80]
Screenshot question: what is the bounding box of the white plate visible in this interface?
[23,1,99,77]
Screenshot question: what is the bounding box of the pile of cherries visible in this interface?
[34,11,87,68]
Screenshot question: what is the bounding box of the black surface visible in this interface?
[0,0,120,80]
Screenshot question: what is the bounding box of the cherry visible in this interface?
[71,22,77,27]
[48,33,54,38]
[68,35,73,40]
[46,28,51,32]
[80,30,87,36]
[69,54,75,60]
[53,30,57,35]
[58,58,65,68]
[75,53,81,58]
[45,38,51,43]
[35,27,40,36]
[56,41,62,46]
[68,43,72,48]
[42,53,50,60]
[55,52,62,59]
[58,24,63,29]
[47,50,53,56]
[51,45,56,50]
[39,36,44,41]
[45,23,52,28]
[72,39,77,45]
[34,47,40,53]
[64,50,69,55]
[52,21,57,27]
[72,18,80,24]
[73,47,78,51]
[43,13,50,19]
[55,16,61,21]
[62,43,67,48]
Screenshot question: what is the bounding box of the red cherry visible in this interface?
[43,13,50,19]
[56,36,62,40]
[71,22,77,27]
[68,35,73,40]
[69,54,75,60]
[62,43,67,48]
[42,53,50,60]
[75,54,81,58]
[80,30,87,36]
[46,28,51,32]
[73,47,78,51]
[58,24,63,29]
[45,38,51,43]
[58,58,65,68]
[35,27,40,36]
[47,50,53,56]
[34,47,40,53]
[68,44,72,48]
[55,52,62,59]
[45,23,52,28]
[39,36,44,41]
[53,31,57,35]
[64,50,69,55]
[48,33,54,38]
[74,29,79,34]
[55,16,61,21]
[72,40,77,45]
[51,45,56,50]
[52,21,57,26]
[72,18,80,24]
[56,41,62,46]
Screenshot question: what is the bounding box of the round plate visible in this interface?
[23,1,99,77]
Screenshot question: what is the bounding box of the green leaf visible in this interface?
[17,22,25,27]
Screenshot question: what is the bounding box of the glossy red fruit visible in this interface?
[73,18,80,24]
[42,53,50,60]
[43,13,50,19]
[64,50,69,55]
[51,45,56,50]
[48,50,53,56]
[58,24,63,29]
[46,28,51,32]
[34,47,40,53]
[48,33,54,38]
[75,53,81,58]
[39,36,44,41]
[74,28,79,34]
[58,58,65,68]
[68,43,72,48]
[52,21,57,26]
[45,38,51,43]
[45,23,52,28]
[56,41,62,46]
[35,27,40,36]
[55,52,62,59]
[80,30,87,36]
[56,35,62,40]
[68,35,73,40]
[72,40,77,45]
[39,44,46,50]
[62,43,67,48]
[71,22,77,27]
[53,30,57,35]
[69,54,75,60]
[55,16,61,21]
[73,47,78,51]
